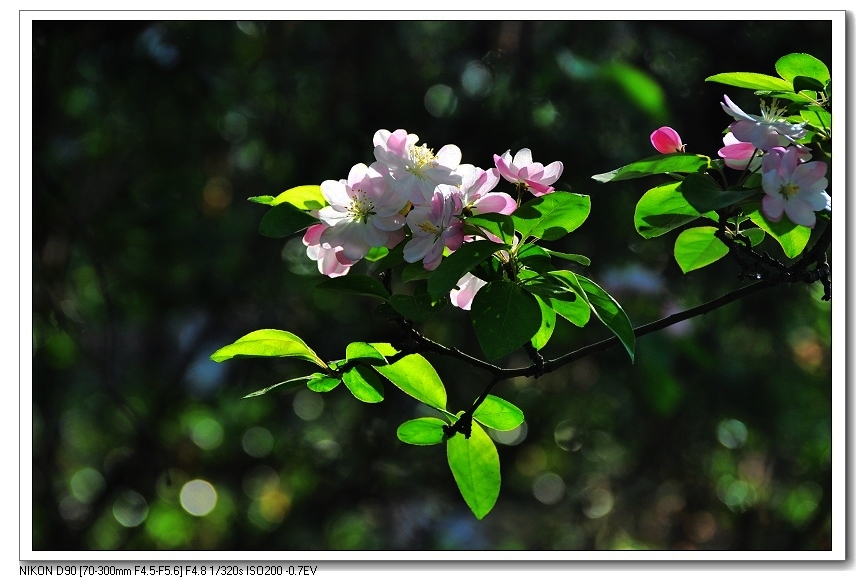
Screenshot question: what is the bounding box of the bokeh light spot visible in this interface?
[180,480,218,517]
[424,84,457,118]
[461,61,492,98]
[489,421,527,446]
[70,467,105,503]
[554,419,583,452]
[190,417,224,451]
[293,390,324,421]
[112,490,149,527]
[717,419,748,449]
[532,472,566,505]
[242,426,274,458]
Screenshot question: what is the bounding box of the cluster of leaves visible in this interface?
[594,53,831,278]
[212,187,635,518]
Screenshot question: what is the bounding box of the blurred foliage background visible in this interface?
[31,19,833,551]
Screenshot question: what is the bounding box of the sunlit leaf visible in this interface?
[397,417,447,446]
[530,296,556,350]
[259,203,320,238]
[745,203,811,259]
[474,395,524,431]
[680,173,761,214]
[705,72,793,92]
[464,213,515,245]
[427,240,507,298]
[546,270,591,328]
[544,249,591,266]
[317,275,390,300]
[447,420,500,520]
[470,280,542,360]
[511,192,591,241]
[343,366,385,403]
[345,342,388,365]
[210,329,326,367]
[307,373,342,393]
[739,227,766,247]
[374,354,447,410]
[574,275,635,362]
[775,53,830,85]
[592,153,709,183]
[673,226,729,273]
[635,181,702,239]
[270,185,328,210]
[242,375,314,399]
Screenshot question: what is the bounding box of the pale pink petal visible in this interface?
[761,194,785,222]
[320,180,352,208]
[784,197,816,228]
[493,153,517,183]
[791,161,827,191]
[303,224,326,246]
[346,163,369,187]
[473,192,517,215]
[721,95,754,122]
[539,161,564,184]
[513,148,533,167]
[436,144,462,169]
[403,236,433,263]
[802,190,831,212]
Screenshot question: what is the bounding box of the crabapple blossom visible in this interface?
[760,147,830,228]
[720,95,806,151]
[493,148,563,196]
[718,133,760,170]
[373,128,462,205]
[302,224,355,278]
[404,186,465,271]
[455,164,517,216]
[650,126,685,154]
[318,161,407,261]
[450,272,487,310]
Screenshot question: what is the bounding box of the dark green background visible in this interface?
[32,20,832,550]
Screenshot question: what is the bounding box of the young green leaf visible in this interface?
[364,246,389,262]
[775,53,830,86]
[342,366,385,403]
[247,195,275,205]
[374,354,447,411]
[544,249,591,266]
[574,275,636,362]
[210,329,327,367]
[447,420,500,520]
[592,153,710,183]
[745,203,811,259]
[427,240,507,298]
[705,72,793,92]
[397,417,447,446]
[317,275,390,300]
[259,204,320,238]
[673,226,730,273]
[345,342,388,366]
[464,213,515,245]
[634,181,703,239]
[470,280,543,360]
[739,227,766,247]
[511,192,591,241]
[307,374,342,393]
[242,375,315,399]
[474,395,525,431]
[680,174,760,214]
[270,185,328,210]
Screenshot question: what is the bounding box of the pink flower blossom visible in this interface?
[720,95,807,151]
[760,147,830,228]
[450,272,487,310]
[493,148,563,196]
[373,128,461,205]
[650,126,685,154]
[403,186,465,271]
[302,224,355,277]
[317,162,407,261]
[718,133,760,170]
[455,164,517,216]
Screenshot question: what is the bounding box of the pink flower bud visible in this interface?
[650,127,685,154]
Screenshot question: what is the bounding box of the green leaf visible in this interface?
[546,270,591,328]
[259,204,320,238]
[516,244,553,273]
[242,375,314,399]
[705,72,793,92]
[511,192,591,241]
[307,373,342,393]
[368,342,398,357]
[739,227,765,247]
[793,76,826,93]
[800,109,831,133]
[210,329,327,367]
[388,293,447,322]
[673,226,730,273]
[775,53,830,86]
[397,417,447,446]
[530,296,556,350]
[680,174,760,214]
[464,213,514,245]
[447,420,500,520]
[544,249,591,266]
[317,275,390,300]
[745,203,811,259]
[474,395,525,431]
[635,181,704,239]
[247,195,275,205]
[342,366,385,403]
[427,240,507,298]
[401,261,432,283]
[470,280,543,360]
[574,275,635,362]
[269,185,327,210]
[592,153,709,183]
[364,246,389,262]
[519,270,574,299]
[345,342,388,366]
[374,354,447,410]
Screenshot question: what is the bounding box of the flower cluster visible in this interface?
[302,129,563,307]
[650,95,830,228]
